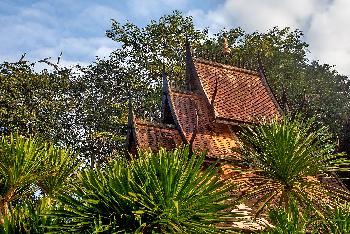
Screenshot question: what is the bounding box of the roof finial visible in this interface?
[222,34,231,55]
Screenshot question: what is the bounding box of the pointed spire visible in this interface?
[126,92,138,155]
[127,92,134,129]
[185,33,197,91]
[185,33,192,62]
[162,64,169,94]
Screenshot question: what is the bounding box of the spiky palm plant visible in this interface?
[265,202,350,233]
[0,198,61,234]
[36,144,80,197]
[51,147,234,233]
[0,133,80,230]
[263,201,315,234]
[320,203,350,233]
[233,115,350,215]
[0,134,44,219]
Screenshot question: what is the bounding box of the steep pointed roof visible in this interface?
[193,59,282,123]
[168,90,240,159]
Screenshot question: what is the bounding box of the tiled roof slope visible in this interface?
[134,120,183,151]
[194,59,281,123]
[169,90,240,159]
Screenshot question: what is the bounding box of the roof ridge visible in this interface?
[194,58,259,76]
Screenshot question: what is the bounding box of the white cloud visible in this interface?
[32,37,116,61]
[191,0,322,32]
[95,46,115,58]
[307,0,350,75]
[187,0,350,75]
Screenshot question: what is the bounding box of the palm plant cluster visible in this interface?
[0,136,234,233]
[231,115,350,233]
[1,115,350,233]
[0,133,80,233]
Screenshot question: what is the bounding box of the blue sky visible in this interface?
[1,0,350,75]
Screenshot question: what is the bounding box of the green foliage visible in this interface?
[320,203,350,234]
[51,147,233,233]
[264,202,350,233]
[36,144,80,197]
[72,57,147,166]
[234,115,350,214]
[106,10,207,89]
[0,133,79,229]
[264,201,314,234]
[0,198,59,234]
[0,61,74,143]
[0,133,44,217]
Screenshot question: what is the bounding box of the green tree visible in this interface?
[106,10,207,90]
[0,61,75,144]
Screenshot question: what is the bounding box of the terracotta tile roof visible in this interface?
[169,90,240,159]
[134,120,183,151]
[194,59,281,123]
